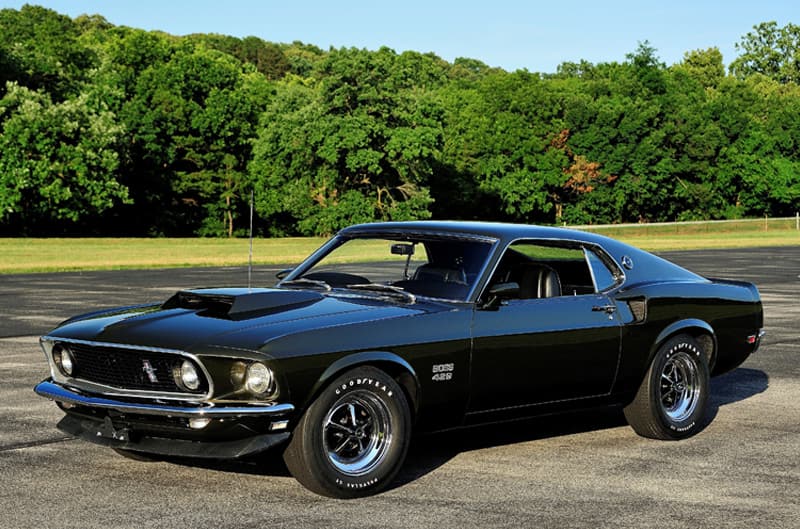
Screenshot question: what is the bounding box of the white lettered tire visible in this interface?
[624,334,710,440]
[283,366,411,498]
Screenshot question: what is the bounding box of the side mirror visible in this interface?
[489,282,519,298]
[482,282,520,309]
[276,268,293,280]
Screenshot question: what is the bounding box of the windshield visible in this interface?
[283,234,495,301]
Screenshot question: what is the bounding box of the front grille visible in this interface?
[67,343,207,395]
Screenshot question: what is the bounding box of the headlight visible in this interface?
[230,361,247,386]
[244,362,274,396]
[52,344,75,376]
[178,360,200,391]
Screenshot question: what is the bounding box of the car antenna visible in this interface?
[248,189,254,292]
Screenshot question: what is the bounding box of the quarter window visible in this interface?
[585,248,618,291]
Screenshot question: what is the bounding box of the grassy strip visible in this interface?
[1,227,799,274]
[583,221,800,250]
[601,231,800,251]
[0,237,327,273]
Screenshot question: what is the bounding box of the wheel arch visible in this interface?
[652,319,717,371]
[304,351,421,418]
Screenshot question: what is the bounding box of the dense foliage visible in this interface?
[1,5,799,236]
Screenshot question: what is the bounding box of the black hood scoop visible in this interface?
[162,288,324,319]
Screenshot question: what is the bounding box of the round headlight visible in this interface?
[229,361,247,386]
[53,345,75,376]
[180,360,200,391]
[245,362,274,396]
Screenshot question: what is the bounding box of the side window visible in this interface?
[485,240,595,299]
[585,248,618,291]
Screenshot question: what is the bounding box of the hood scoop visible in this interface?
[162,288,323,318]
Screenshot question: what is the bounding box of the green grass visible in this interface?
[608,230,800,251]
[581,218,800,251]
[2,222,799,274]
[0,237,327,274]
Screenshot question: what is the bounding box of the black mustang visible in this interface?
[35,221,764,498]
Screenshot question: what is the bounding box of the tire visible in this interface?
[112,448,161,462]
[283,366,411,498]
[624,334,709,440]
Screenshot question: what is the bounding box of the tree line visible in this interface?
[1,5,799,237]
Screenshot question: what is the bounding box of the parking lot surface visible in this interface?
[0,247,797,528]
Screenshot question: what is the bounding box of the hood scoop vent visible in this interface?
[162,288,323,318]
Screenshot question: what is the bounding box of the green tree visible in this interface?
[622,41,666,94]
[3,4,800,235]
[677,48,725,88]
[0,5,94,99]
[283,41,326,77]
[250,47,443,235]
[176,69,272,236]
[193,34,290,80]
[0,83,128,233]
[120,44,267,236]
[457,71,570,222]
[730,21,800,83]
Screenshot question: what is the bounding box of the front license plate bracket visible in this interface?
[95,416,130,441]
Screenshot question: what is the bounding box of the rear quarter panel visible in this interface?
[613,279,762,398]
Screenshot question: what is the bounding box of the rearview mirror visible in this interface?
[391,243,415,256]
[276,268,293,280]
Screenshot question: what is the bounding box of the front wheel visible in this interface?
[283,366,411,498]
[624,335,710,440]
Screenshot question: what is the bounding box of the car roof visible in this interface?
[339,220,704,285]
[341,220,617,246]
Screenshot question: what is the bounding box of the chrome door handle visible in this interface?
[592,305,616,314]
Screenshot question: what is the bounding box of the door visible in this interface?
[467,240,622,413]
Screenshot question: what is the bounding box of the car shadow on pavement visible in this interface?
[395,367,769,490]
[395,408,629,489]
[156,367,769,491]
[152,452,293,477]
[704,367,769,425]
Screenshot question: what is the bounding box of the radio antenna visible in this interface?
[248,189,254,291]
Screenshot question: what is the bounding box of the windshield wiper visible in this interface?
[279,278,332,291]
[345,283,416,303]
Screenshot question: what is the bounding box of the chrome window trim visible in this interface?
[465,239,500,302]
[40,336,215,402]
[284,231,500,304]
[583,247,600,293]
[475,237,627,302]
[584,243,626,292]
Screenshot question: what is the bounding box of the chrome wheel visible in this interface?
[660,351,700,422]
[323,390,392,476]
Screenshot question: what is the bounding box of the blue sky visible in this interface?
[3,1,798,72]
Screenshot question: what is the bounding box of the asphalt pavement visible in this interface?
[0,247,798,528]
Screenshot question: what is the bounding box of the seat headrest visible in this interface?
[519,265,562,298]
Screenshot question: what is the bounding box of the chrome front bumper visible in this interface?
[34,380,295,418]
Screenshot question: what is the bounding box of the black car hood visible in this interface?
[47,288,433,354]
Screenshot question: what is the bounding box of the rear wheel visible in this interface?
[283,366,411,498]
[624,335,709,440]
